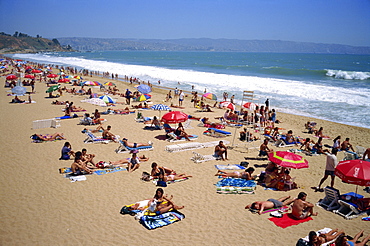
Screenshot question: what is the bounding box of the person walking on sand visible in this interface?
[291,192,318,220]
[179,90,185,106]
[316,148,338,191]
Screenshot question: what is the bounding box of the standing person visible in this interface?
[230,95,235,104]
[174,87,179,99]
[179,90,185,106]
[316,148,338,191]
[125,89,132,105]
[291,192,318,220]
[265,98,269,108]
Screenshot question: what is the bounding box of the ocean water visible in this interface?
[9,51,370,128]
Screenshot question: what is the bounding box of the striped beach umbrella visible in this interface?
[136,94,151,102]
[203,93,217,100]
[83,81,101,86]
[151,104,171,117]
[220,101,236,111]
[268,151,308,169]
[104,82,116,86]
[99,95,116,104]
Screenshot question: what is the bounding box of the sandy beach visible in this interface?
[1,61,369,246]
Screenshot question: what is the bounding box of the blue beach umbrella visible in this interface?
[11,86,27,96]
[151,103,171,117]
[137,84,152,94]
[99,95,116,104]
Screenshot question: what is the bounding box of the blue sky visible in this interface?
[1,0,369,46]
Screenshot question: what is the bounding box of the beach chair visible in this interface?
[356,146,366,159]
[275,137,296,148]
[165,142,204,153]
[191,151,221,163]
[316,186,341,211]
[166,132,198,142]
[333,199,369,220]
[203,128,232,138]
[79,117,95,125]
[183,119,193,129]
[83,132,111,144]
[115,140,153,153]
[342,151,356,161]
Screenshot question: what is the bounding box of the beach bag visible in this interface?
[141,172,151,181]
[276,180,285,191]
[156,180,167,187]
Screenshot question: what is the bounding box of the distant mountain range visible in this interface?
[57,37,370,54]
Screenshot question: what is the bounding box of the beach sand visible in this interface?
[1,64,369,246]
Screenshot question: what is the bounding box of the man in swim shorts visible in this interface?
[245,196,295,215]
[291,192,318,219]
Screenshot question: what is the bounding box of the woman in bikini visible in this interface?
[216,167,255,180]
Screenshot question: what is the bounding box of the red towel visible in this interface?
[269,213,313,228]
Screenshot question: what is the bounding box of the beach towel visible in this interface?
[152,177,189,185]
[215,178,257,188]
[69,175,87,182]
[93,167,126,175]
[140,210,185,230]
[215,164,246,170]
[268,213,313,228]
[249,206,289,214]
[215,178,256,194]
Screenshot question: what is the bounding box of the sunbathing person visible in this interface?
[216,167,255,180]
[102,125,119,142]
[150,162,175,179]
[127,152,141,173]
[59,142,75,160]
[151,188,184,214]
[215,140,228,161]
[174,122,191,141]
[304,229,344,245]
[81,148,97,169]
[32,133,66,141]
[291,192,318,220]
[335,230,370,246]
[259,139,273,157]
[121,138,152,148]
[341,137,355,152]
[158,172,192,182]
[110,155,149,165]
[70,151,93,175]
[144,116,162,129]
[245,195,296,215]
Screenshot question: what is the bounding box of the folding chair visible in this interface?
[316,186,341,211]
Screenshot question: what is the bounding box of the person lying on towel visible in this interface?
[245,196,296,215]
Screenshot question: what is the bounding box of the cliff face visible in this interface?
[0,33,73,53]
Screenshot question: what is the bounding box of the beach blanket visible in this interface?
[217,186,255,194]
[140,210,185,230]
[215,164,245,170]
[268,213,313,228]
[93,167,126,175]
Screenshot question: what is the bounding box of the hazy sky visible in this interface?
[1,0,369,46]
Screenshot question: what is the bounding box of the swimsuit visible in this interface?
[267,199,283,208]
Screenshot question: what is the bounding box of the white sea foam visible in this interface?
[12,53,370,108]
[10,53,370,128]
[326,69,370,80]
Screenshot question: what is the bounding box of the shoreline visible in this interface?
[1,57,369,245]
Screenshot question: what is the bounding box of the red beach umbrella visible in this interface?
[58,78,70,83]
[220,101,236,111]
[31,69,42,74]
[243,102,257,111]
[47,74,58,78]
[268,151,309,169]
[335,160,370,187]
[6,74,17,80]
[24,74,35,79]
[161,111,188,124]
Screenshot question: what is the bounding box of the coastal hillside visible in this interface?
[0,32,73,54]
[57,37,370,54]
